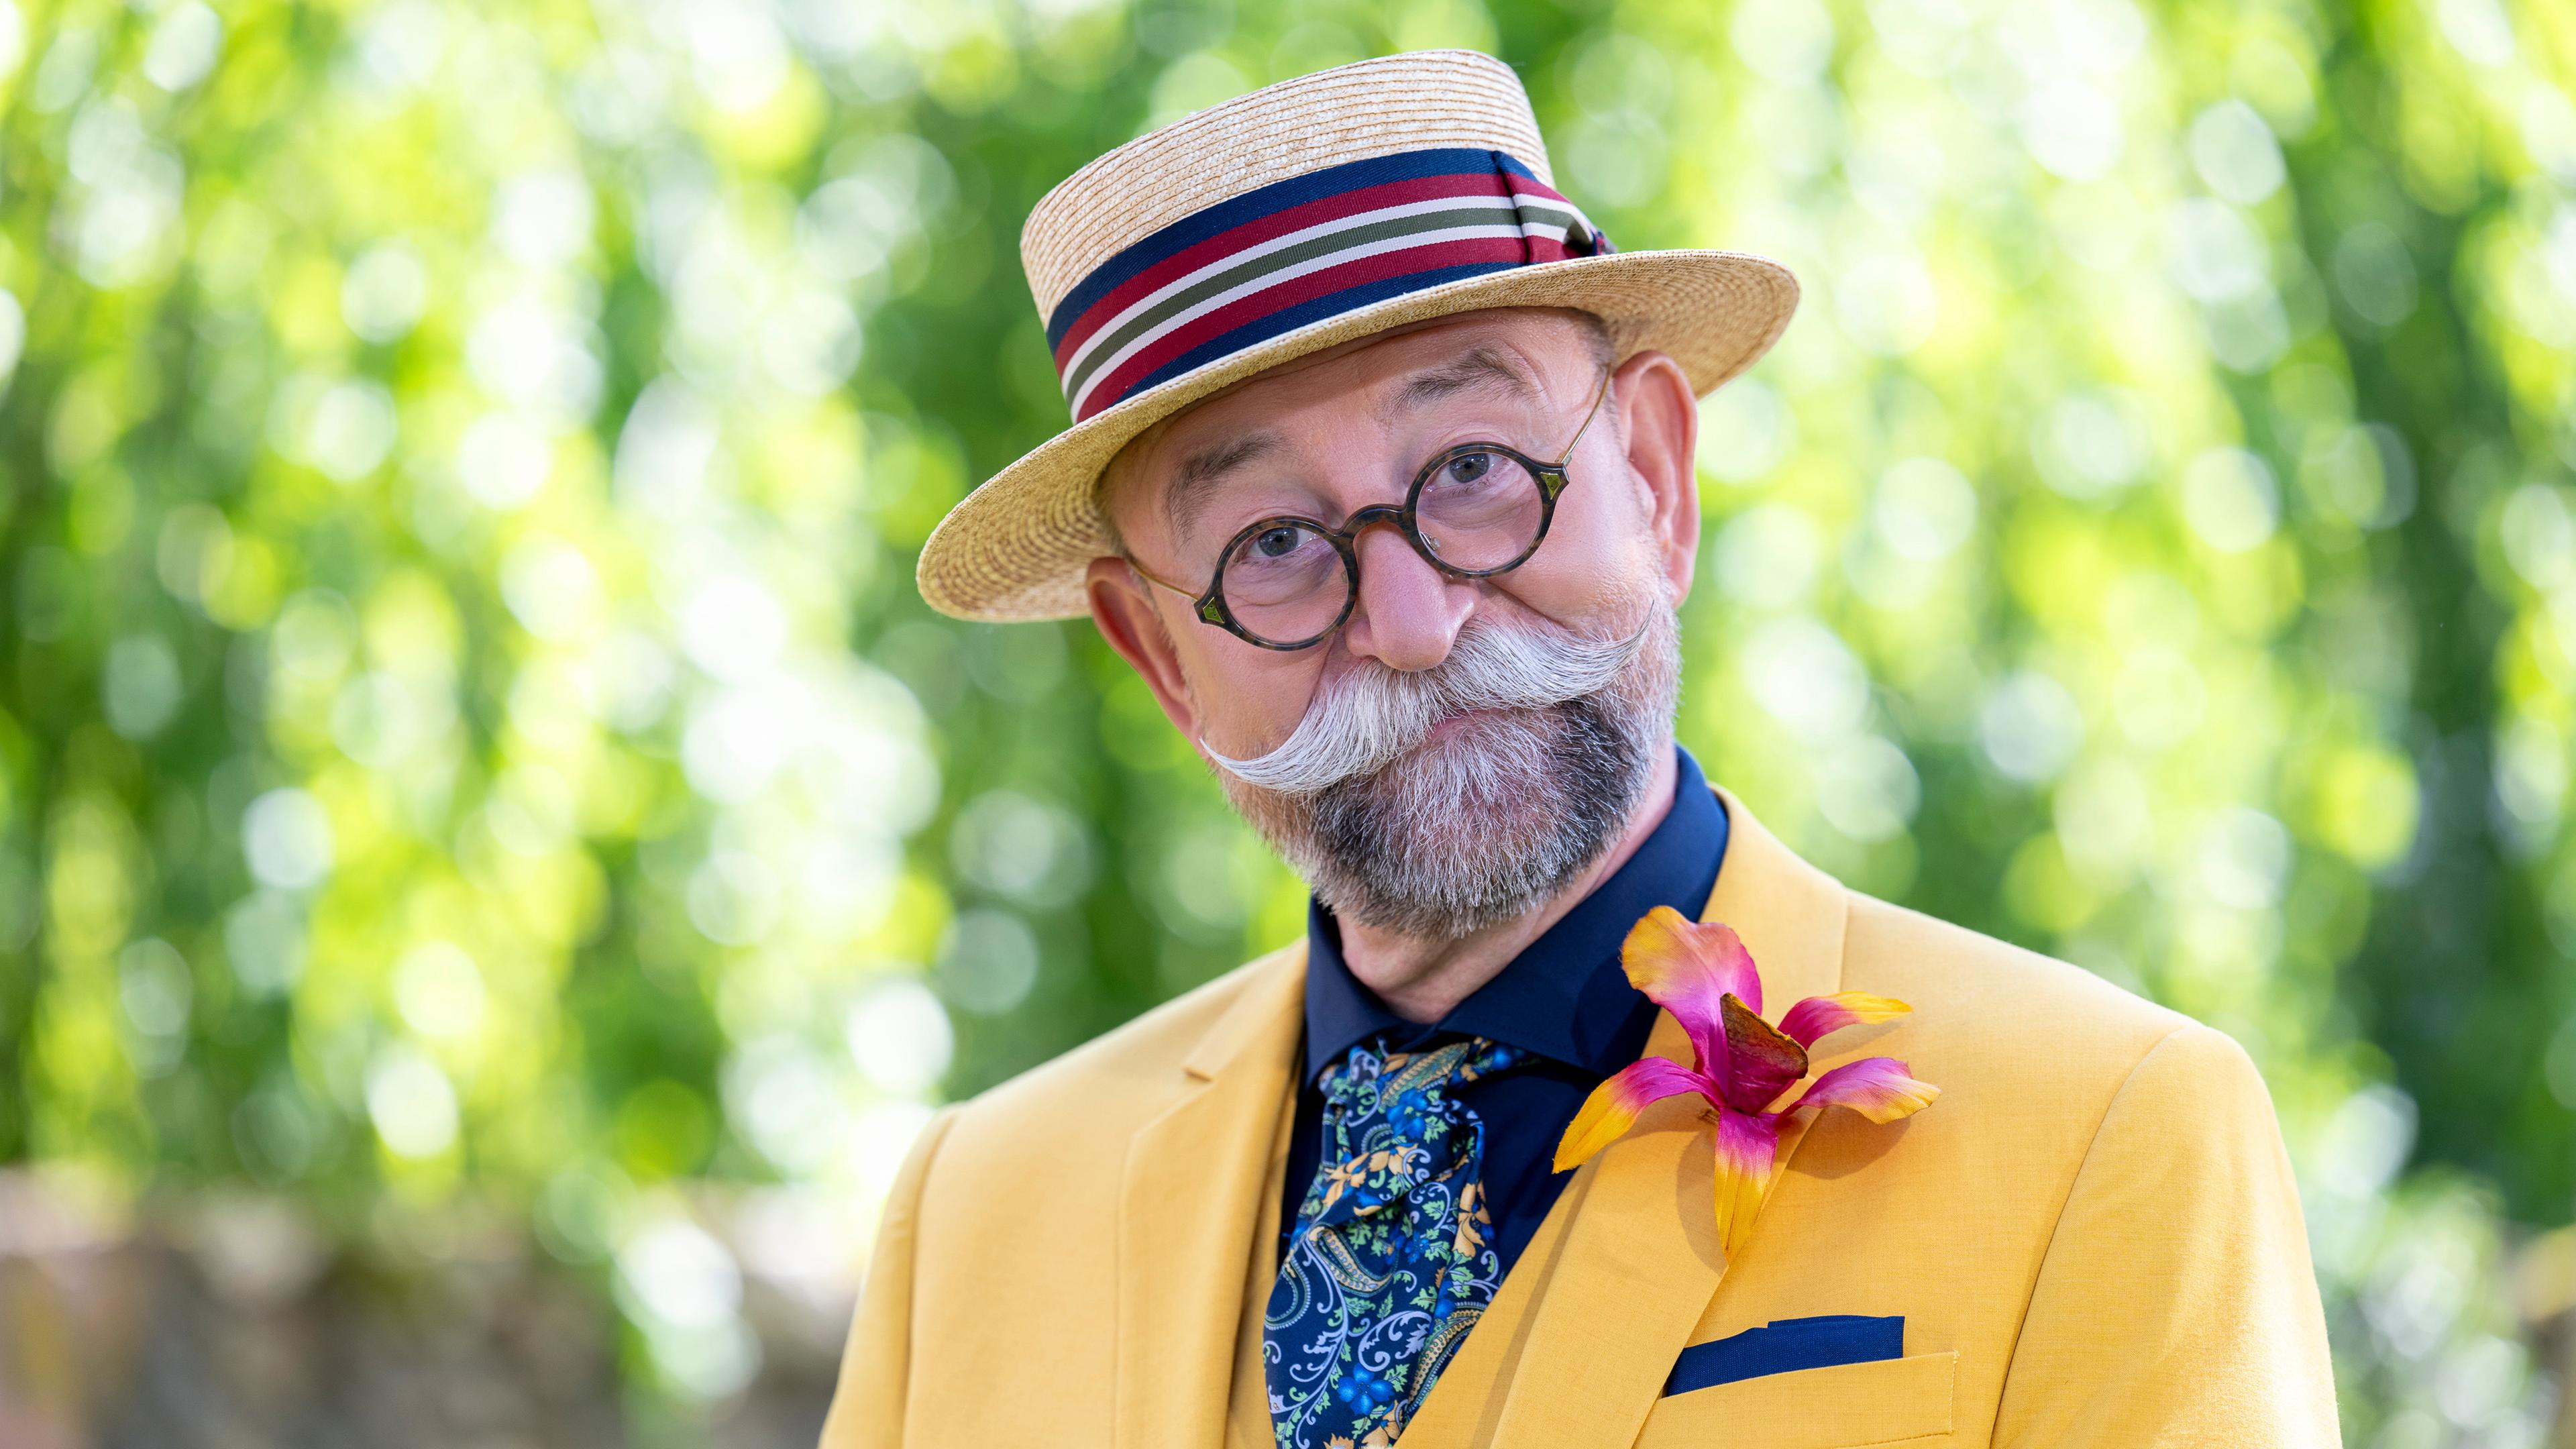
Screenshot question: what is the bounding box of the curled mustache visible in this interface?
[1202,614,1650,797]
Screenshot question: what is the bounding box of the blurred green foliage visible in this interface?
[1,0,2573,1437]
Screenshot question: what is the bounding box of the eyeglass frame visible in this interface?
[1120,364,1617,651]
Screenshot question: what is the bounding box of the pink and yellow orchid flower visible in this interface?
[1554,906,1939,1258]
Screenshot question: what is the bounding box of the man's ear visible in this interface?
[1086,555,1199,739]
[1611,349,1701,607]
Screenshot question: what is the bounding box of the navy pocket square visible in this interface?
[1662,1315,1905,1396]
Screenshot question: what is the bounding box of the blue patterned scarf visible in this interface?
[1265,1035,1524,1448]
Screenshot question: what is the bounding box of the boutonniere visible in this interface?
[1553,906,1939,1257]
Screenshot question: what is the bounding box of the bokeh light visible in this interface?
[0,0,2570,1442]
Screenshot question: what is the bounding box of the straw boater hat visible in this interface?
[916,48,1799,623]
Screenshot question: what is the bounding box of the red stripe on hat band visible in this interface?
[1513,174,1570,205]
[1049,170,1518,370]
[1520,234,1580,265]
[1074,235,1536,421]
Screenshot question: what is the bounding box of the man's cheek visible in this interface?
[1517,529,1659,621]
[1554,482,1660,567]
[1185,657,1313,741]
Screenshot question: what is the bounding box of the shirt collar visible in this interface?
[1299,744,1729,1084]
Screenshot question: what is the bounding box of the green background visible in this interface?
[2,0,2573,1442]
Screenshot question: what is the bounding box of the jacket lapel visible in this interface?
[1401,784,1849,1449]
[1116,946,1307,1449]
[1227,1081,1301,1448]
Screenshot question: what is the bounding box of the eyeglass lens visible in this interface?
[1414,448,1547,570]
[1220,520,1349,646]
[1216,449,1550,647]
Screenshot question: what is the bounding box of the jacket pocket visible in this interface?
[1630,1350,1957,1449]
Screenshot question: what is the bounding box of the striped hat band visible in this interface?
[1042,146,1612,424]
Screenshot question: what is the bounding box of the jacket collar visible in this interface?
[1121,943,1307,1449]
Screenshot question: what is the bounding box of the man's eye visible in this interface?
[1445,451,1493,485]
[1254,527,1302,558]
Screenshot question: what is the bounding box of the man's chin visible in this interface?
[1217,594,1682,942]
[1230,700,1648,941]
[1419,705,1511,745]
[1341,712,1568,830]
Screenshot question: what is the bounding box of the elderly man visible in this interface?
[822,50,2338,1449]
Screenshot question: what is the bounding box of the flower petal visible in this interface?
[1710,1106,1782,1260]
[1551,1057,1715,1173]
[1621,908,1764,1067]
[1718,993,1808,1112]
[1789,1057,1941,1124]
[1778,991,1913,1049]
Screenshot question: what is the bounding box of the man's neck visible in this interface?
[1336,744,1682,1024]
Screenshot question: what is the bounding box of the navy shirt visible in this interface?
[1281,745,1729,1276]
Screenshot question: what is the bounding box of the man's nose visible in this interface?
[1340,521,1472,672]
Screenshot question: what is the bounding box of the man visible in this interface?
[822,50,2339,1449]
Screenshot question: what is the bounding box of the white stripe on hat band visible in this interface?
[1053,191,1572,390]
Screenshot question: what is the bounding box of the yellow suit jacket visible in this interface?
[820,786,2339,1448]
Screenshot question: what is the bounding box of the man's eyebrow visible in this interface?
[1388,346,1543,412]
[1163,429,1287,540]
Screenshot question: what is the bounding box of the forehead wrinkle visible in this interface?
[1384,344,1543,417]
[1162,428,1287,541]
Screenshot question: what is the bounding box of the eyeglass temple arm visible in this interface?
[1121,553,1199,598]
[1554,366,1616,466]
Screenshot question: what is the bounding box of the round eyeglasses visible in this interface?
[1122,366,1615,650]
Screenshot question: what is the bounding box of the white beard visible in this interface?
[1212,598,1682,940]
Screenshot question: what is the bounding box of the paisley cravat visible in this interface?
[1265,1034,1524,1448]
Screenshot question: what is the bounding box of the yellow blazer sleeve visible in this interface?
[819,1106,959,1449]
[1992,1024,2339,1448]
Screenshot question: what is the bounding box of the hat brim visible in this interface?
[915,248,1799,622]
